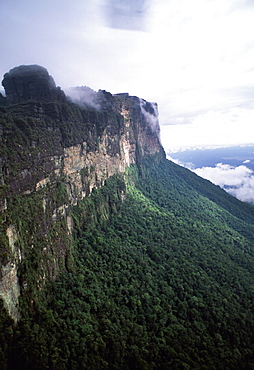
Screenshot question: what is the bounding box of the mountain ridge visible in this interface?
[0,65,254,369]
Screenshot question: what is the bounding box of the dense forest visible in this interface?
[1,156,254,369]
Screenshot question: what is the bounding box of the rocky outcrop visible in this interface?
[0,225,21,323]
[0,65,165,321]
[2,65,65,105]
[0,262,20,323]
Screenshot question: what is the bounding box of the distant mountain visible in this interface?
[1,66,254,369]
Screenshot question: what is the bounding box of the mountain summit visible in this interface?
[1,65,254,369]
[2,65,65,104]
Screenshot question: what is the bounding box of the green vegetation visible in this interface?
[2,157,254,369]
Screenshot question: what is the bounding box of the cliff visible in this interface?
[1,66,254,369]
[0,65,164,322]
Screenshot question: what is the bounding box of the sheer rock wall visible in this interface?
[0,65,165,321]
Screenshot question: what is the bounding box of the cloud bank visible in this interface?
[139,98,160,138]
[167,153,254,204]
[194,163,254,203]
[65,86,101,110]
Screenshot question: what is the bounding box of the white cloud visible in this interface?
[228,179,254,203]
[167,155,195,170]
[65,86,101,110]
[193,163,254,203]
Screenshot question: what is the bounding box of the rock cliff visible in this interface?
[2,65,65,105]
[0,65,165,321]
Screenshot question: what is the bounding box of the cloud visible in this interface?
[193,163,254,203]
[228,180,254,204]
[65,86,101,110]
[167,155,195,170]
[104,0,150,31]
[194,163,252,187]
[139,98,160,138]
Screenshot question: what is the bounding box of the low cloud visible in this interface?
[65,86,101,110]
[139,98,160,139]
[194,163,254,203]
[167,155,195,170]
[167,155,254,204]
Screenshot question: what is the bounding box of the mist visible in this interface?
[65,86,101,110]
[139,98,160,139]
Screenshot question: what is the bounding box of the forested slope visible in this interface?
[2,156,254,369]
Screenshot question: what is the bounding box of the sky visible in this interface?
[1,0,254,152]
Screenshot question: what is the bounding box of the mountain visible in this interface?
[1,65,254,369]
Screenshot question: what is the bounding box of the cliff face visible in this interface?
[0,65,164,321]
